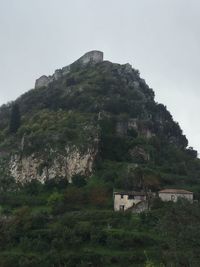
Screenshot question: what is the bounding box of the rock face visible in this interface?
[35,50,104,89]
[77,51,103,65]
[0,49,191,186]
[116,119,154,139]
[35,75,51,89]
[129,146,150,162]
[9,145,98,184]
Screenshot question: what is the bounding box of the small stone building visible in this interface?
[159,189,193,202]
[114,191,148,213]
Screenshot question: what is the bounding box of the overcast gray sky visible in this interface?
[0,0,200,153]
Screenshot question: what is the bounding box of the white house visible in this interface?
[159,189,193,202]
[114,191,148,213]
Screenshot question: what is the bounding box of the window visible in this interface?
[120,194,124,199]
[120,205,125,211]
[128,195,134,200]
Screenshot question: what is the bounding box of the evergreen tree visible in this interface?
[9,103,21,134]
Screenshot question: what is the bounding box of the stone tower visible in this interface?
[77,50,104,65]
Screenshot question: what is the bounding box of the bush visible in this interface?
[72,175,87,187]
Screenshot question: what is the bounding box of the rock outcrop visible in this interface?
[116,119,154,139]
[9,145,98,184]
[35,75,51,89]
[0,49,191,186]
[35,50,104,89]
[76,50,103,65]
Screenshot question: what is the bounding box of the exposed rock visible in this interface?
[124,63,133,73]
[62,65,71,76]
[35,75,51,89]
[141,128,154,139]
[0,49,190,188]
[133,81,140,89]
[128,119,154,139]
[76,50,103,65]
[35,51,104,89]
[116,118,154,139]
[54,69,62,80]
[9,145,98,184]
[129,146,150,162]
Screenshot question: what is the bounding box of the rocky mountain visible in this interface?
[0,50,199,190]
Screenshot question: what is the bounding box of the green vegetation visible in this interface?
[0,59,200,266]
[9,103,21,134]
[0,180,199,266]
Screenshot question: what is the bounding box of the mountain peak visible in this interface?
[35,50,104,89]
[0,49,198,188]
[77,50,104,64]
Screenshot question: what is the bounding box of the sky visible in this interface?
[0,0,200,153]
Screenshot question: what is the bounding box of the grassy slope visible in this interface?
[0,60,200,266]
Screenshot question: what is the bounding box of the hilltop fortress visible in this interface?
[35,51,104,89]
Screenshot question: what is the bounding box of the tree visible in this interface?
[23,180,42,195]
[158,200,200,266]
[72,175,87,187]
[47,191,63,207]
[0,175,15,192]
[9,103,21,134]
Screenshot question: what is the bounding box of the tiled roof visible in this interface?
[159,189,193,194]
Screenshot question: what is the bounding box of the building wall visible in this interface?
[114,194,146,211]
[35,75,51,89]
[35,51,103,89]
[78,51,104,65]
[159,192,193,202]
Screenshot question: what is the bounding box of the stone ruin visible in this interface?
[35,51,104,89]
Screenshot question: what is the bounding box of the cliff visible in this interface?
[0,51,199,188]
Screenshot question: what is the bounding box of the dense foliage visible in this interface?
[0,179,198,266]
[9,103,21,134]
[0,58,200,266]
[0,60,199,185]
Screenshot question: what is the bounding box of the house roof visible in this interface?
[159,189,193,194]
[114,191,146,196]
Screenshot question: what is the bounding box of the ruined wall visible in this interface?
[35,75,51,89]
[77,51,103,65]
[116,118,154,139]
[35,50,104,89]
[114,193,146,211]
